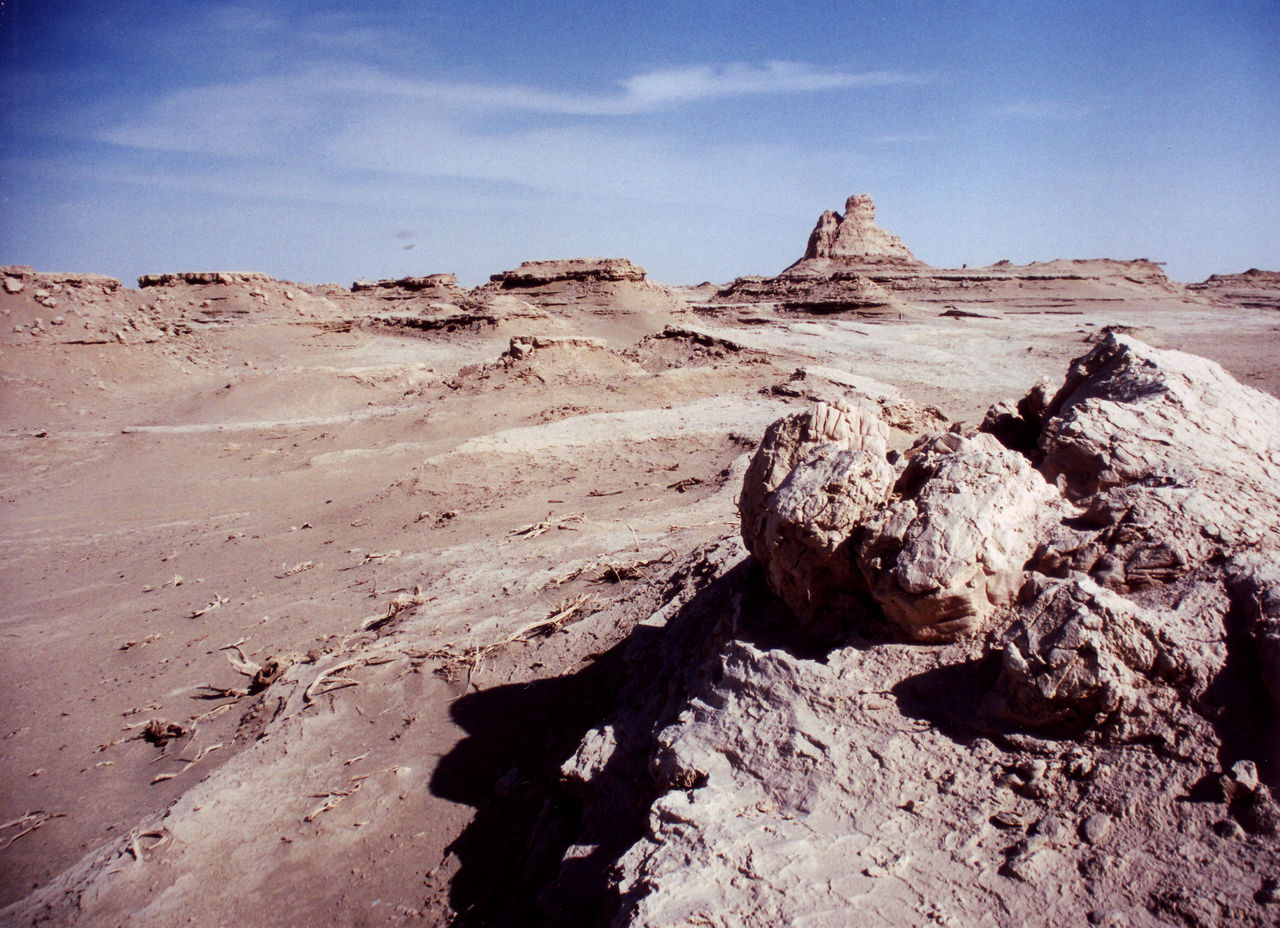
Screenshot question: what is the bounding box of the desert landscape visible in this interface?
[1,194,1278,926]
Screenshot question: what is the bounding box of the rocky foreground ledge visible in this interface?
[551,334,1280,926]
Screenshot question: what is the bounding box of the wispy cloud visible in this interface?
[95,61,931,154]
[873,132,937,145]
[614,62,930,112]
[992,100,1107,120]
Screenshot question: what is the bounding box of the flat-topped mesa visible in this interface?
[138,271,280,288]
[488,257,646,289]
[787,194,919,272]
[1188,268,1280,312]
[351,274,461,295]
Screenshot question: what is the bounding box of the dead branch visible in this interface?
[0,811,67,849]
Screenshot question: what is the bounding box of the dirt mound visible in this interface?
[443,335,646,393]
[624,325,770,372]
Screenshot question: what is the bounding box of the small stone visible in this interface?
[1257,876,1279,905]
[1212,818,1245,839]
[34,287,49,298]
[1230,759,1259,793]
[1067,752,1096,779]
[50,315,65,326]
[1019,758,1048,782]
[1080,813,1112,845]
[3,277,23,294]
[1087,910,1126,926]
[1001,835,1050,882]
[990,810,1024,830]
[1033,814,1064,839]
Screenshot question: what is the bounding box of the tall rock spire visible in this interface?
[797,194,917,266]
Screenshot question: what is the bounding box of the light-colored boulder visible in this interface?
[857,432,1061,641]
[1024,335,1280,591]
[987,575,1162,731]
[739,402,892,636]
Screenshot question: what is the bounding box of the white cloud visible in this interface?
[992,100,1107,120]
[96,61,931,154]
[874,132,937,144]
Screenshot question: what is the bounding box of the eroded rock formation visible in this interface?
[1189,268,1280,311]
[550,335,1280,925]
[794,193,918,267]
[488,257,647,288]
[137,271,280,288]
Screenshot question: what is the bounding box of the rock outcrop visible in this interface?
[488,258,646,288]
[791,193,918,268]
[1188,268,1280,312]
[744,333,1280,648]
[551,334,1280,926]
[739,402,894,638]
[350,273,462,297]
[705,195,1192,313]
[137,271,280,288]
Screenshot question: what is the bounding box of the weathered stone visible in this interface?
[987,575,1160,731]
[740,401,893,637]
[1080,812,1113,845]
[856,432,1060,641]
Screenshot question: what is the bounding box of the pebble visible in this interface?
[1020,758,1048,781]
[990,810,1024,830]
[1258,877,1279,905]
[1230,759,1259,793]
[1080,812,1112,845]
[1033,814,1064,839]
[1087,909,1126,926]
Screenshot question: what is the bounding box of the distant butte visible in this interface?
[787,193,920,271]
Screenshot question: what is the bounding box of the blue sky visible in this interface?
[1,1,1277,285]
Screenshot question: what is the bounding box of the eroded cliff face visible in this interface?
[556,335,1280,927]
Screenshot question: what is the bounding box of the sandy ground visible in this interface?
[0,268,1278,925]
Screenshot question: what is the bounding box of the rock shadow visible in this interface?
[431,545,753,926]
[890,651,1007,744]
[429,633,639,927]
[1205,594,1278,790]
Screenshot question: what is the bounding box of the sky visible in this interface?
[1,1,1277,286]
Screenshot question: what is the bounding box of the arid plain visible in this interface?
[3,198,1279,926]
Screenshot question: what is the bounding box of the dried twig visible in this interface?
[339,550,402,571]
[151,742,224,784]
[275,561,316,578]
[0,810,67,849]
[510,513,583,539]
[190,594,229,618]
